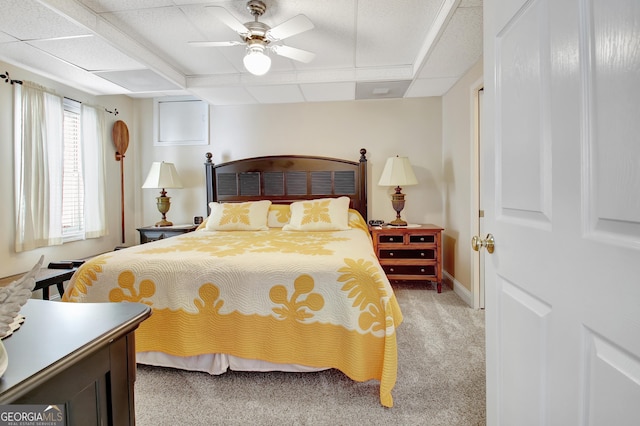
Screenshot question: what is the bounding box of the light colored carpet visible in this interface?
[134,282,486,425]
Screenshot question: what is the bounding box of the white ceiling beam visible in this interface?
[411,0,462,77]
[186,65,414,89]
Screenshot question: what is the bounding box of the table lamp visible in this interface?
[378,156,418,226]
[142,161,183,227]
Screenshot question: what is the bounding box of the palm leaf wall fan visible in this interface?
[112,120,129,243]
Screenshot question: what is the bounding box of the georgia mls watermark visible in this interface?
[0,405,65,426]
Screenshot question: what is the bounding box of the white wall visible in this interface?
[133,97,444,234]
[442,58,484,293]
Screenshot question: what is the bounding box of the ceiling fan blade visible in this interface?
[206,6,250,36]
[271,45,316,63]
[189,41,245,47]
[267,14,314,41]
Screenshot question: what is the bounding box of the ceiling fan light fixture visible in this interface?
[243,44,271,76]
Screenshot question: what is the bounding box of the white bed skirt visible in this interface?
[136,352,327,375]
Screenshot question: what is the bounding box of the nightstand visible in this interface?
[137,224,198,244]
[370,224,443,292]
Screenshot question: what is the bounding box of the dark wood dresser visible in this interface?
[370,224,443,292]
[0,300,151,425]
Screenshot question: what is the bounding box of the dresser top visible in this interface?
[0,300,150,402]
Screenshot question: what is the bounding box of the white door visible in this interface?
[483,0,640,424]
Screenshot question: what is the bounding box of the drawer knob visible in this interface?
[389,237,395,242]
[420,252,425,257]
[420,268,425,273]
[389,268,394,272]
[389,252,394,256]
[420,237,425,241]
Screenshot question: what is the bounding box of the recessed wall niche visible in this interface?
[153,96,209,146]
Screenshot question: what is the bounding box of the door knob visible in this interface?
[471,234,495,254]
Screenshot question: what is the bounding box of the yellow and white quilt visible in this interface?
[63,213,403,407]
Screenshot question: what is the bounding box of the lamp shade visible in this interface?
[243,45,271,76]
[378,156,418,187]
[142,162,183,189]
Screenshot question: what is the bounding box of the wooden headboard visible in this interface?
[204,149,368,221]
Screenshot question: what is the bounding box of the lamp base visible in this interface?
[389,187,407,226]
[155,194,173,227]
[154,219,173,227]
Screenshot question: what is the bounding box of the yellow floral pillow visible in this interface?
[282,197,351,231]
[205,200,271,231]
[267,204,291,227]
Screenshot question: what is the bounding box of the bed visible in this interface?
[63,149,403,407]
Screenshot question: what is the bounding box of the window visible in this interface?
[62,98,84,240]
[14,82,106,252]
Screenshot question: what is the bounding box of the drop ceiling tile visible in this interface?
[0,32,17,43]
[418,6,483,78]
[356,0,441,68]
[185,2,251,45]
[246,84,305,104]
[102,5,238,75]
[279,0,356,71]
[300,82,355,102]
[94,68,183,92]
[29,35,144,71]
[0,0,90,40]
[405,77,459,97]
[189,86,258,106]
[0,41,127,94]
[171,0,227,5]
[460,0,483,7]
[80,0,176,14]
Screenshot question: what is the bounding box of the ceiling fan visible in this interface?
[190,0,315,76]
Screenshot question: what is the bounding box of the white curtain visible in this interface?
[14,84,108,252]
[82,104,108,238]
[14,82,63,252]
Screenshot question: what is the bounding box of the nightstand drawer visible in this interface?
[376,233,436,245]
[408,234,436,244]
[379,249,436,260]
[378,234,405,244]
[382,264,436,276]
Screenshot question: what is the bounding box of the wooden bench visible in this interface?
[0,266,78,300]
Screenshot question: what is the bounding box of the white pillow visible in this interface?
[282,197,351,231]
[205,200,271,231]
[267,204,291,228]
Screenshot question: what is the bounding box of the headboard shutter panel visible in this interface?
[239,172,260,196]
[286,171,307,195]
[204,150,367,221]
[264,172,284,196]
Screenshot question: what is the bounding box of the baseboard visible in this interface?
[443,271,473,308]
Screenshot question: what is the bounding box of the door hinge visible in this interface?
[479,210,484,218]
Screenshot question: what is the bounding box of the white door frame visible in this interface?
[471,79,484,310]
